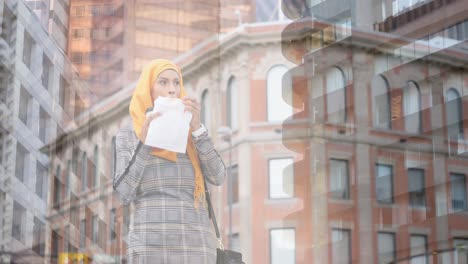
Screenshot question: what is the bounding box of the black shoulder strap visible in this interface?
[203,175,221,239]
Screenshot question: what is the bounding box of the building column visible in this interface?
[353,51,374,264]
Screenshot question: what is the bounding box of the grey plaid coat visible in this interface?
[113,124,226,264]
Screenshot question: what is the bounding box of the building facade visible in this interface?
[0,0,91,263]
[2,0,466,263]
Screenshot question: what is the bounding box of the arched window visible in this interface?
[326,66,347,123]
[267,65,293,122]
[446,88,464,140]
[403,81,421,133]
[227,76,238,129]
[81,152,87,191]
[372,75,391,129]
[93,145,99,188]
[201,90,211,131]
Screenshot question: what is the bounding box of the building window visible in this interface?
[93,145,99,188]
[32,217,45,256]
[89,5,100,16]
[331,229,351,264]
[58,75,68,108]
[81,152,87,191]
[451,173,467,211]
[410,235,428,264]
[226,76,238,129]
[72,147,80,178]
[22,31,34,68]
[110,208,116,241]
[269,158,294,199]
[1,6,15,44]
[403,81,421,133]
[66,160,71,197]
[454,238,468,264]
[80,219,86,248]
[378,232,396,264]
[72,52,82,64]
[372,75,391,129]
[35,162,48,200]
[63,225,69,252]
[329,159,350,199]
[335,18,352,40]
[391,0,432,16]
[326,66,347,123]
[376,164,394,204]
[15,143,28,182]
[103,4,115,16]
[73,29,82,39]
[201,90,211,132]
[92,215,98,244]
[53,166,61,208]
[12,201,26,242]
[41,55,52,91]
[70,194,79,228]
[408,168,426,207]
[73,6,85,16]
[267,65,292,122]
[19,86,32,127]
[228,164,239,204]
[39,107,49,143]
[270,228,295,264]
[51,230,60,259]
[135,30,192,51]
[446,88,464,141]
[256,0,289,22]
[98,218,106,248]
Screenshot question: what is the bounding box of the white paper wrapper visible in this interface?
[145,97,192,153]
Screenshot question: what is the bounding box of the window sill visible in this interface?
[374,202,398,209]
[329,198,353,205]
[369,127,432,140]
[264,197,300,205]
[408,206,428,211]
[450,208,468,215]
[250,118,310,128]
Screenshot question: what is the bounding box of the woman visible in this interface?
[113,59,225,264]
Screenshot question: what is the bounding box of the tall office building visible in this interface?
[0,0,91,263]
[68,0,228,103]
[67,0,294,103]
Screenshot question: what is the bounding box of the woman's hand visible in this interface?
[140,111,161,144]
[183,96,201,131]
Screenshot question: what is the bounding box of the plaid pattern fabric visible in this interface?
[113,124,226,264]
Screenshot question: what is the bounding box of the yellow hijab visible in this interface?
[129,59,205,208]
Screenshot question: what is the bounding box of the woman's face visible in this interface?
[151,69,181,101]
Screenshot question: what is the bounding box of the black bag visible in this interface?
[203,176,244,264]
[216,248,244,264]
